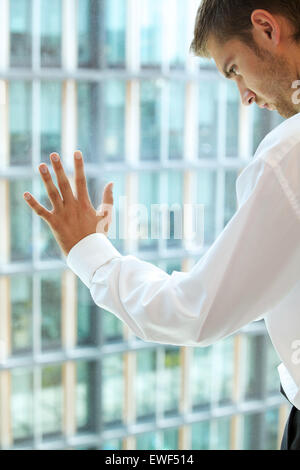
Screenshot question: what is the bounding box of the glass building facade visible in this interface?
[0,0,291,450]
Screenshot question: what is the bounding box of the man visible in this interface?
[24,1,300,450]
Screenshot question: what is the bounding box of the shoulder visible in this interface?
[254,112,300,167]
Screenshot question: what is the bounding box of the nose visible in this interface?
[236,80,256,106]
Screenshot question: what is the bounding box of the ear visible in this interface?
[251,9,281,46]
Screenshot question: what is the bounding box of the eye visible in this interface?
[229,65,239,77]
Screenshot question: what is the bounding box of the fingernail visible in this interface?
[40,165,48,174]
[51,153,59,162]
[24,193,31,200]
[74,151,82,160]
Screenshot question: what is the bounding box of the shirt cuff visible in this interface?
[66,233,122,288]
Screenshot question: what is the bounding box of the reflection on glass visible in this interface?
[10,179,33,262]
[76,361,96,432]
[196,170,217,245]
[102,354,124,427]
[9,81,32,166]
[10,0,32,68]
[103,80,125,162]
[198,81,219,159]
[191,347,212,410]
[41,364,63,438]
[40,0,62,67]
[140,0,162,68]
[136,431,157,450]
[11,368,34,443]
[167,171,183,249]
[140,81,161,161]
[191,421,210,450]
[226,82,240,158]
[224,171,238,228]
[169,0,187,69]
[40,82,61,162]
[136,349,156,422]
[77,82,100,163]
[169,81,185,160]
[77,279,98,346]
[264,408,279,450]
[163,348,180,417]
[41,272,62,350]
[11,274,33,355]
[138,172,159,252]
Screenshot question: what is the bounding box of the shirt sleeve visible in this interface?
[66,157,300,347]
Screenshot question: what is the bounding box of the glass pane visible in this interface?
[104,0,126,67]
[161,428,178,450]
[77,280,98,346]
[11,368,34,443]
[242,413,261,450]
[102,309,124,344]
[138,172,159,252]
[41,272,62,351]
[169,0,187,69]
[9,81,32,166]
[168,81,185,160]
[78,0,100,68]
[224,171,238,228]
[140,81,162,161]
[77,82,100,163]
[196,169,217,245]
[40,0,62,67]
[191,347,212,410]
[198,81,219,159]
[264,408,279,450]
[167,171,183,249]
[136,349,156,422]
[140,0,162,68]
[11,274,33,355]
[9,179,33,262]
[136,431,157,450]
[101,439,123,450]
[213,416,231,450]
[243,335,264,401]
[41,364,63,438]
[103,80,125,162]
[214,337,234,406]
[252,108,273,155]
[10,0,32,68]
[163,348,180,417]
[226,82,240,158]
[191,421,210,450]
[40,82,61,162]
[76,361,97,432]
[102,354,124,427]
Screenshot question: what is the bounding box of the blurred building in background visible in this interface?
[0,0,291,450]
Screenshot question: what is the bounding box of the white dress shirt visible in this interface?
[67,112,300,410]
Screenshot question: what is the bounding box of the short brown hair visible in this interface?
[190,0,300,58]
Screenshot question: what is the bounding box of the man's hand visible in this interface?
[23,150,114,257]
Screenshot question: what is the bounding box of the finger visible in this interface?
[38,163,63,210]
[96,182,114,216]
[49,153,74,204]
[73,150,91,205]
[23,192,52,223]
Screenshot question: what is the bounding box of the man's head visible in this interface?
[190,0,300,118]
